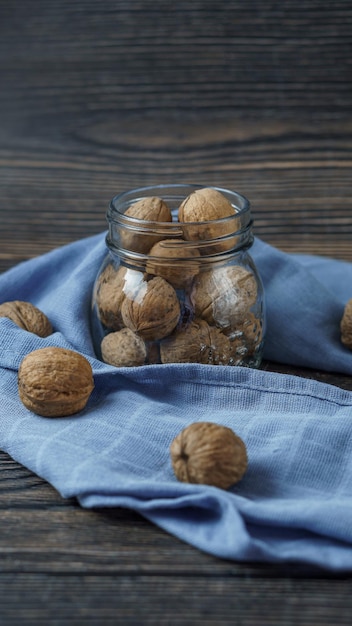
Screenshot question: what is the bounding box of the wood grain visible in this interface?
[0,1,351,272]
[0,1,352,623]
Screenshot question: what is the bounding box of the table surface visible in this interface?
[1,1,352,623]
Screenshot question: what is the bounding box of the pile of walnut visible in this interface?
[0,300,94,418]
[96,187,262,367]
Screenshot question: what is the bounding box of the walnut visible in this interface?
[95,264,144,330]
[121,276,180,341]
[341,298,352,350]
[191,265,258,331]
[178,187,239,252]
[120,196,173,254]
[101,328,147,367]
[170,421,248,490]
[160,319,232,365]
[0,300,52,337]
[18,347,94,417]
[225,313,263,359]
[178,187,235,223]
[146,239,201,289]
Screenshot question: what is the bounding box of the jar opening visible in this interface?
[106,184,253,260]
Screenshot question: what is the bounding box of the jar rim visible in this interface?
[108,183,250,226]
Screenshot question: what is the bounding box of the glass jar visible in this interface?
[91,184,265,368]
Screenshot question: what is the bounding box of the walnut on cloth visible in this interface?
[18,347,94,418]
[170,421,248,490]
[0,300,52,337]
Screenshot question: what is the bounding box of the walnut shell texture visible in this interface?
[96,265,145,330]
[95,264,127,330]
[146,238,201,289]
[121,276,180,341]
[178,188,239,251]
[170,421,248,490]
[237,313,263,355]
[191,265,258,330]
[178,187,235,223]
[160,319,232,365]
[0,300,52,337]
[121,196,173,254]
[341,298,352,350]
[18,347,94,417]
[101,328,147,367]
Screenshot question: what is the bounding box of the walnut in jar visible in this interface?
[191,265,258,331]
[120,196,173,254]
[146,239,201,289]
[95,264,145,330]
[178,187,240,252]
[101,328,147,367]
[160,318,233,365]
[236,313,263,355]
[121,275,181,341]
[341,298,352,350]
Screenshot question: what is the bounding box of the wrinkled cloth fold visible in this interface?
[1,232,352,571]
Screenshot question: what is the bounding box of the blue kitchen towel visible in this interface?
[1,232,352,571]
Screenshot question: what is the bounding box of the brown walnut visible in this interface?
[0,300,52,337]
[18,347,94,417]
[178,187,235,223]
[170,421,248,490]
[121,276,180,341]
[224,312,263,360]
[178,188,239,252]
[191,265,258,331]
[121,196,173,254]
[101,328,147,367]
[146,238,201,289]
[160,319,232,365]
[341,298,352,350]
[95,264,144,330]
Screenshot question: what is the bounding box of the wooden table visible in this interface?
[1,1,352,623]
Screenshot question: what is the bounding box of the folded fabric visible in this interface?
[0,232,352,571]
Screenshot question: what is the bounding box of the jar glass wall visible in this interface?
[91,184,265,368]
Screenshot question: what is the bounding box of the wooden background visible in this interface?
[0,1,352,623]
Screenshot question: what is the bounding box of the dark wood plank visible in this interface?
[0,1,351,272]
[1,446,352,625]
[1,1,351,119]
[1,573,352,626]
[0,451,329,578]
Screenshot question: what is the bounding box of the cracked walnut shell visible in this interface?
[341,298,352,350]
[121,276,180,341]
[0,300,52,337]
[18,347,94,417]
[170,421,248,490]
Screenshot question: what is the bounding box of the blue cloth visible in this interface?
[1,233,352,571]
